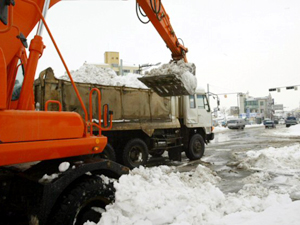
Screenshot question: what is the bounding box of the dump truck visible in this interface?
[34,68,214,169]
[0,0,197,224]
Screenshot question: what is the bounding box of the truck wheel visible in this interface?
[122,138,148,169]
[149,149,165,157]
[185,134,205,160]
[99,143,116,162]
[50,176,114,225]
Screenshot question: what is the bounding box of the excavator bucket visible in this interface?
[138,60,197,97]
[138,74,192,97]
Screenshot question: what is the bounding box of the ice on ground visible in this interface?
[83,165,300,225]
[59,63,148,89]
[145,59,197,95]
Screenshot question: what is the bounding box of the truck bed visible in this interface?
[34,68,180,133]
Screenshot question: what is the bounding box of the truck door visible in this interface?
[196,94,212,127]
[184,95,198,126]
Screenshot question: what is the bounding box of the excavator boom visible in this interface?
[136,0,195,96]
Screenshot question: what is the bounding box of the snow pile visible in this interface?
[232,144,300,174]
[83,165,300,225]
[145,59,197,95]
[59,64,148,89]
[272,124,300,137]
[213,126,228,133]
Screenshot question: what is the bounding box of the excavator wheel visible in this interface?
[49,175,114,225]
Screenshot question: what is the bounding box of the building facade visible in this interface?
[239,94,273,120]
[93,52,139,75]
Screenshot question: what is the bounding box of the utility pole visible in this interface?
[120,59,123,76]
[207,84,210,105]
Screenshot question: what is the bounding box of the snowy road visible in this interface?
[204,125,300,196]
[148,125,300,196]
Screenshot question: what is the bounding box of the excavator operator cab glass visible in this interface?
[0,0,9,25]
[12,60,24,101]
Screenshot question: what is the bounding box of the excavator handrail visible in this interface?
[20,0,89,132]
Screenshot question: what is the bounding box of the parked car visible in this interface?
[227,119,246,129]
[221,121,227,127]
[265,120,276,129]
[285,116,298,128]
[263,118,271,125]
[279,119,285,125]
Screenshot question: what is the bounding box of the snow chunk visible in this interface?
[39,173,59,183]
[145,59,197,95]
[58,162,70,172]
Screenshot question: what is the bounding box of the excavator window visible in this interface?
[12,60,24,101]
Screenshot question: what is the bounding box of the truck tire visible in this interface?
[49,176,114,225]
[99,143,116,162]
[122,138,148,169]
[185,134,205,160]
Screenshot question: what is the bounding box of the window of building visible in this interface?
[260,101,264,106]
[189,95,196,108]
[261,109,264,113]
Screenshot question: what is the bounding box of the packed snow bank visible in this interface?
[83,165,300,225]
[232,144,300,174]
[272,124,300,137]
[213,126,228,133]
[145,59,197,95]
[59,64,148,89]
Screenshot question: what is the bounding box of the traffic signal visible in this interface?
[286,86,294,90]
[224,94,227,98]
[269,88,276,92]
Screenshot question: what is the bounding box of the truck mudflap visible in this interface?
[206,133,214,141]
[138,73,195,97]
[4,158,129,225]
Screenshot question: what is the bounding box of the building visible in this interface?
[229,106,239,116]
[273,104,284,111]
[239,93,273,121]
[93,52,139,75]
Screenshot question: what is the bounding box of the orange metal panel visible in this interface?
[0,110,85,143]
[0,0,60,67]
[0,136,107,166]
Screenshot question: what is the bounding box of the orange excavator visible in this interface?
[0,0,190,224]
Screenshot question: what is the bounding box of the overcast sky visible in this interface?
[30,0,300,110]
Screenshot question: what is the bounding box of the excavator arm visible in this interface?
[136,0,196,97]
[136,0,188,62]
